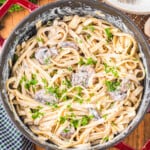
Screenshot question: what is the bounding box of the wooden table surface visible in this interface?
[0,0,150,150]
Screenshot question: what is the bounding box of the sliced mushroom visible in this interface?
[60,126,75,139]
[109,78,130,101]
[34,89,58,104]
[109,91,127,101]
[35,46,58,64]
[49,47,58,56]
[71,66,95,88]
[59,41,79,50]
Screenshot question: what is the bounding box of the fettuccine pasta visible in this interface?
[6,15,145,149]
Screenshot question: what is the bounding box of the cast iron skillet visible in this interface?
[0,0,150,149]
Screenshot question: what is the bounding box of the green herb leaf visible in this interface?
[42,78,48,87]
[79,58,85,65]
[36,37,44,43]
[87,34,91,39]
[52,103,59,108]
[47,20,52,26]
[75,86,83,96]
[111,122,116,126]
[102,114,108,120]
[86,57,97,65]
[25,79,38,90]
[109,102,114,108]
[31,106,44,119]
[105,80,120,92]
[46,86,66,99]
[23,74,38,90]
[45,102,51,106]
[75,37,82,44]
[83,25,95,32]
[44,57,50,64]
[74,97,83,104]
[62,95,68,101]
[71,119,79,129]
[29,79,38,85]
[105,28,113,42]
[13,54,18,62]
[133,58,138,61]
[32,111,44,119]
[68,66,73,71]
[103,63,118,77]
[81,115,93,126]
[59,116,67,124]
[67,104,73,111]
[79,57,97,66]
[81,116,90,126]
[20,75,27,84]
[62,78,72,88]
[46,86,56,94]
[63,128,70,133]
[102,136,109,142]
[45,102,59,108]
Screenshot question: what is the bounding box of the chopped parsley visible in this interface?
[86,98,91,102]
[111,122,116,126]
[67,104,73,111]
[75,37,82,44]
[46,86,55,94]
[63,128,70,133]
[81,115,92,126]
[83,25,95,32]
[45,102,59,108]
[31,106,44,119]
[42,78,48,87]
[20,74,38,90]
[59,114,93,129]
[74,97,83,104]
[25,78,38,90]
[67,66,73,71]
[109,102,114,108]
[102,114,108,120]
[44,57,50,64]
[36,37,44,43]
[47,20,52,26]
[59,116,67,124]
[105,80,120,92]
[46,86,61,98]
[75,86,83,96]
[20,75,27,84]
[46,86,67,99]
[104,63,118,77]
[105,28,113,42]
[102,136,109,142]
[133,58,138,61]
[79,58,85,65]
[13,54,18,63]
[71,119,79,129]
[79,57,97,66]
[86,57,97,65]
[52,103,59,108]
[62,95,68,101]
[62,78,72,88]
[87,34,91,39]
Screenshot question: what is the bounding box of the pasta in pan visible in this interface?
[6,15,145,148]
